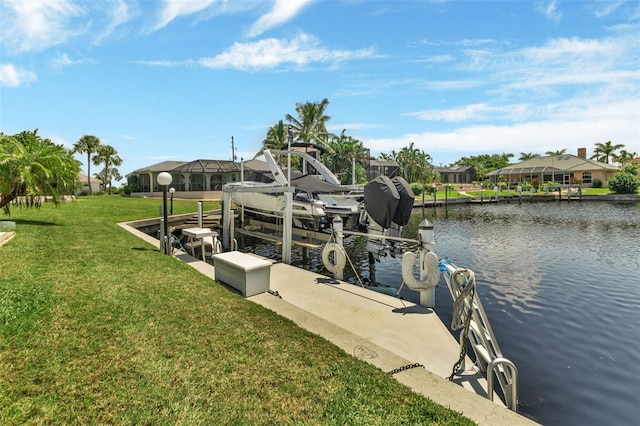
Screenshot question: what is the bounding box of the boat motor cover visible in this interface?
[391,176,415,227]
[364,176,400,229]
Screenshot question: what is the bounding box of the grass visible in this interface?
[0,196,475,425]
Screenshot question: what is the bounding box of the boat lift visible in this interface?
[221,185,518,412]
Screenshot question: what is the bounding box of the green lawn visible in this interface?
[0,196,474,425]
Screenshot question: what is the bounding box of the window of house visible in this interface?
[210,174,223,191]
[171,174,186,191]
[191,174,205,191]
[138,174,150,192]
[582,172,592,184]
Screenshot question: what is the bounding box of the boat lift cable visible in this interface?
[328,231,366,289]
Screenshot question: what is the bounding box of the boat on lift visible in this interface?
[225,180,329,231]
[228,146,364,231]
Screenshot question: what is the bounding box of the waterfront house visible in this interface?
[487,148,619,187]
[433,165,476,185]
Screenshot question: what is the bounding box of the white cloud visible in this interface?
[133,59,196,67]
[455,34,638,98]
[594,1,625,18]
[405,103,531,122]
[198,34,376,70]
[150,0,218,32]
[246,0,313,38]
[536,0,562,22]
[95,0,134,45]
[0,0,86,53]
[0,64,37,87]
[361,95,640,164]
[51,53,98,70]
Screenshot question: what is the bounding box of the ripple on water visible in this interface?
[238,202,640,425]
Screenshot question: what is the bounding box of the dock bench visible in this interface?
[211,251,272,297]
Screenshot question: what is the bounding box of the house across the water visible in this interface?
[487,148,619,187]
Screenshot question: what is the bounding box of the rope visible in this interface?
[328,230,365,288]
[438,258,451,272]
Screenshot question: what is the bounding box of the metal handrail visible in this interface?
[441,262,518,412]
[488,357,518,412]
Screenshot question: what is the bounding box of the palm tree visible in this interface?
[545,149,568,156]
[73,135,101,195]
[0,130,81,214]
[519,152,539,161]
[323,130,369,184]
[255,120,288,159]
[92,144,122,194]
[285,98,331,146]
[613,150,637,164]
[591,141,624,164]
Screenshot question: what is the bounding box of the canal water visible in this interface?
[237,201,640,425]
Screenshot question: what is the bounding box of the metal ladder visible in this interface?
[440,261,519,412]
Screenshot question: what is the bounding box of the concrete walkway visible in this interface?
[0,231,16,247]
[119,221,539,425]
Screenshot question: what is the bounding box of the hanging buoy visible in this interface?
[401,250,440,290]
[322,242,347,274]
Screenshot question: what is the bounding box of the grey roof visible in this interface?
[433,165,474,173]
[78,173,102,183]
[131,159,250,175]
[241,158,271,171]
[130,161,187,174]
[488,154,619,176]
[172,159,240,173]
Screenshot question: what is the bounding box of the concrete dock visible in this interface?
[120,222,539,425]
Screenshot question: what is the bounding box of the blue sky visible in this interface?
[1,0,639,181]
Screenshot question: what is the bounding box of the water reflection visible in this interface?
[238,201,640,425]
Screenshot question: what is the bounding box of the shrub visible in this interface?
[531,178,541,191]
[608,172,640,194]
[410,182,423,196]
[592,178,603,188]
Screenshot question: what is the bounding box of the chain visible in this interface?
[447,301,473,381]
[267,290,281,298]
[388,363,425,375]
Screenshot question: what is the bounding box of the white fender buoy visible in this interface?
[322,242,347,274]
[401,250,440,290]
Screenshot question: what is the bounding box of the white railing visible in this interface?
[440,260,518,411]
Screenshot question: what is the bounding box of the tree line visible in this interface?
[257,98,637,186]
[2,99,637,214]
[1,130,122,214]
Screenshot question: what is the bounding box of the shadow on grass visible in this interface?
[12,219,60,227]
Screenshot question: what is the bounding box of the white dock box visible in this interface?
[212,251,272,297]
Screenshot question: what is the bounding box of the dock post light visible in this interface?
[157,172,173,254]
[169,187,175,215]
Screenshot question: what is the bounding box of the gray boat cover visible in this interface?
[364,176,400,228]
[391,176,414,227]
[291,174,349,194]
